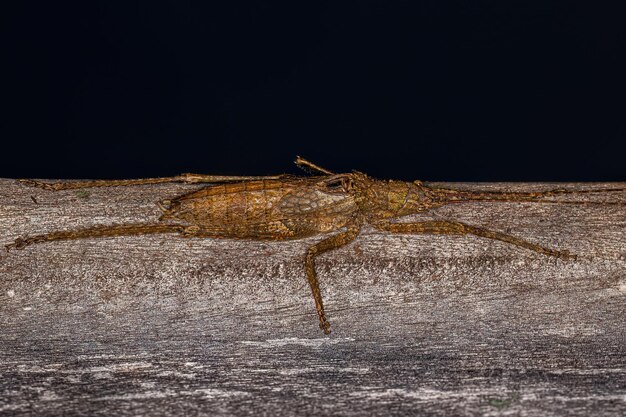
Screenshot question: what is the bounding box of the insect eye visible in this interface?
[326,179,343,189]
[321,177,352,193]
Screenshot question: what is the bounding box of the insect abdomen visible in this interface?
[163,179,358,239]
[163,180,293,238]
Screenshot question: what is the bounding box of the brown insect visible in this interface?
[5,157,625,334]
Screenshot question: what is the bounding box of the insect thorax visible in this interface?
[351,175,438,221]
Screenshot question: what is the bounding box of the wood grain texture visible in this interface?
[1,178,625,416]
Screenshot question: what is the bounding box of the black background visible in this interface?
[2,1,625,181]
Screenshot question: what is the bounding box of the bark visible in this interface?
[1,178,625,416]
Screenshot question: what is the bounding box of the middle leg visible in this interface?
[305,226,361,334]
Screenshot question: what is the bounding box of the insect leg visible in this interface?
[373,220,575,259]
[305,226,361,334]
[294,156,334,175]
[5,223,191,251]
[18,174,284,191]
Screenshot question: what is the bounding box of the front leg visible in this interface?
[373,220,575,259]
[305,226,361,334]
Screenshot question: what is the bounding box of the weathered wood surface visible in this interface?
[0,178,625,416]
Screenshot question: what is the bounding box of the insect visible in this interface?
[5,157,625,334]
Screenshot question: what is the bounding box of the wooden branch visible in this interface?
[1,178,625,416]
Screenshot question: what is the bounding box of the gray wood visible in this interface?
[1,178,625,416]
